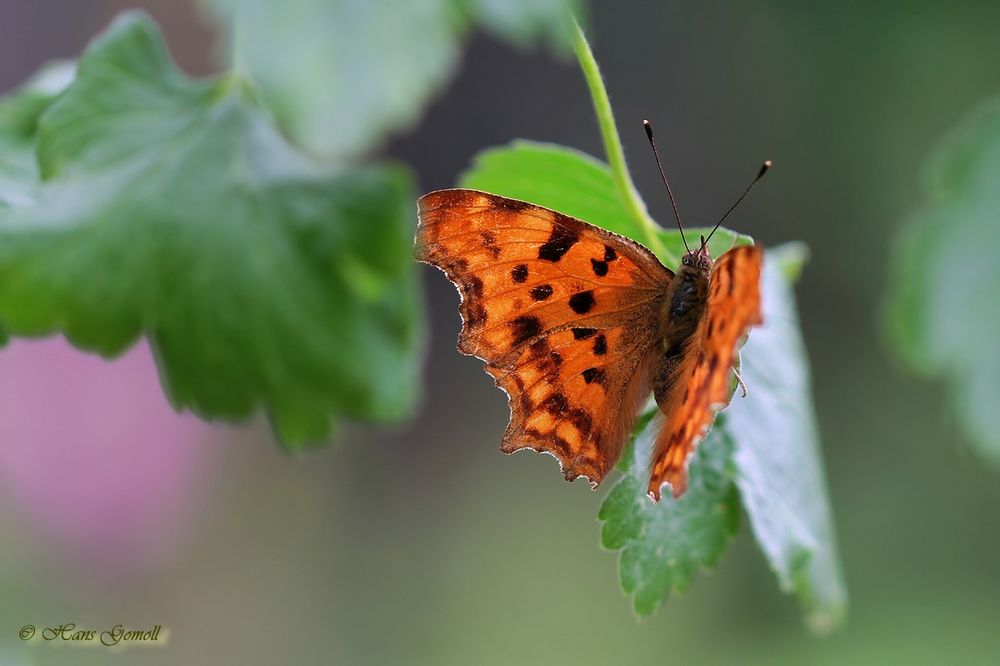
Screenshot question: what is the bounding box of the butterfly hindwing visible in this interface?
[648,244,764,499]
[490,324,661,483]
[417,189,673,484]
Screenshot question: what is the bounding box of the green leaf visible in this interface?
[886,96,1000,464]
[726,244,848,632]
[202,0,579,160]
[459,140,752,268]
[0,60,75,209]
[597,245,846,624]
[0,12,424,445]
[460,140,639,237]
[466,0,580,48]
[598,416,741,616]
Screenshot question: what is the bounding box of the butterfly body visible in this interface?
[416,189,762,501]
[653,254,712,405]
[661,251,713,348]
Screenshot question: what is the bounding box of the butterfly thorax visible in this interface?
[653,250,713,405]
[663,249,713,343]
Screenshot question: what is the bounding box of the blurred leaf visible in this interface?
[459,139,751,269]
[598,417,741,616]
[0,61,74,209]
[886,97,1000,464]
[466,0,579,47]
[0,12,424,445]
[726,244,848,632]
[203,0,579,160]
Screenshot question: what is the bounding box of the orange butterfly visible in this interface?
[416,122,768,500]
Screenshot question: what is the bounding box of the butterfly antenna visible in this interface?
[643,120,689,253]
[704,160,772,247]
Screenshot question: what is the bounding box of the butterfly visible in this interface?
[416,122,768,500]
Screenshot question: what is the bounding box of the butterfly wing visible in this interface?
[417,189,673,484]
[648,244,764,499]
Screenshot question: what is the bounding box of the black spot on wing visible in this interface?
[529,339,550,357]
[690,351,708,378]
[569,408,593,436]
[538,224,580,262]
[530,284,554,301]
[468,276,484,299]
[510,315,542,346]
[582,367,606,385]
[720,257,737,296]
[480,231,500,259]
[593,334,607,355]
[707,355,721,374]
[511,264,528,283]
[590,258,609,277]
[569,290,595,314]
[604,245,617,262]
[542,393,569,415]
[572,327,596,340]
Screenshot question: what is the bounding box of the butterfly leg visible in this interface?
[732,366,749,398]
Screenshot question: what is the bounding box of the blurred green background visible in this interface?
[1,1,999,664]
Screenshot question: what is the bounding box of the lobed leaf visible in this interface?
[727,244,848,632]
[598,416,741,616]
[0,12,424,445]
[202,0,580,160]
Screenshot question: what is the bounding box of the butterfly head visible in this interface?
[681,235,713,272]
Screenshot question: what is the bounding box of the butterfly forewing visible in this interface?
[417,189,673,484]
[648,244,764,499]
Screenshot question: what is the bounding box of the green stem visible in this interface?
[571,19,669,262]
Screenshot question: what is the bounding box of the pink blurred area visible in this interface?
[0,338,220,573]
